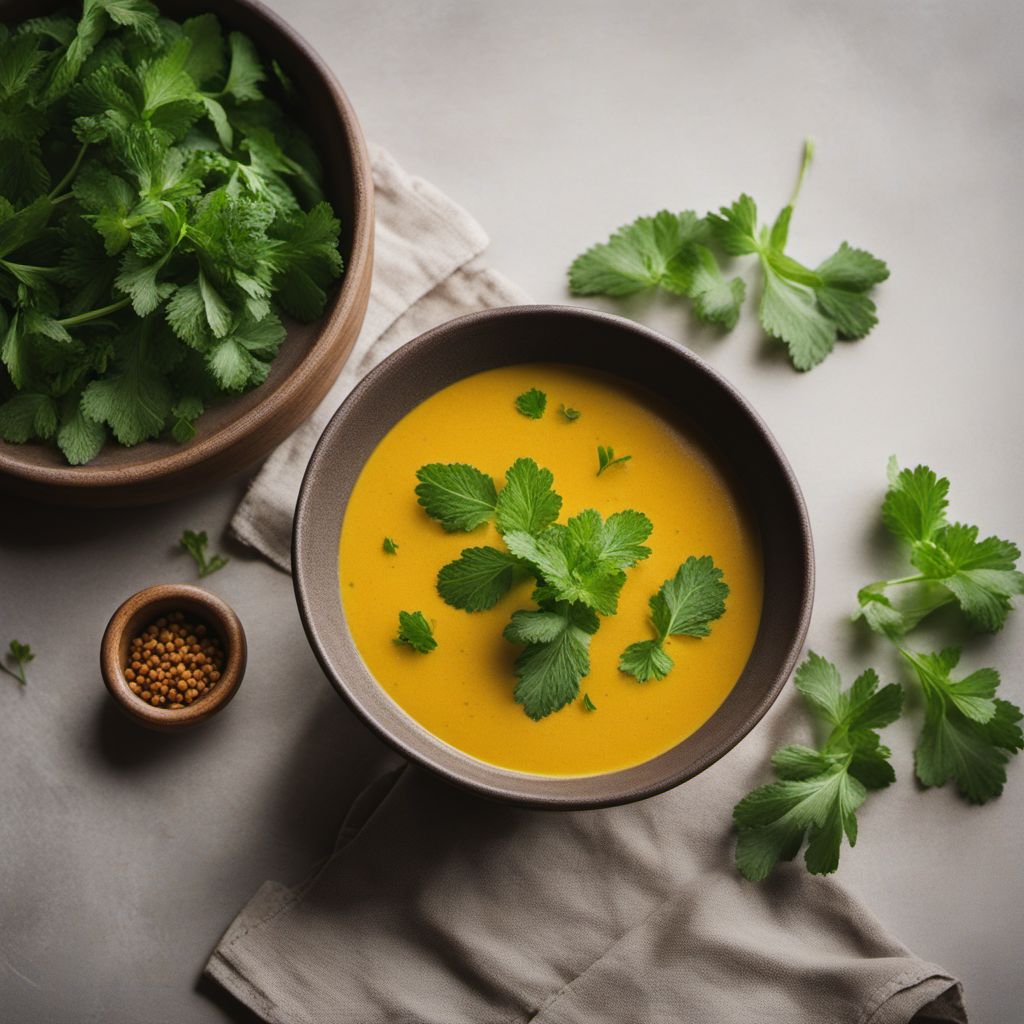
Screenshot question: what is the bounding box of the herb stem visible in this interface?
[48,142,88,200]
[0,663,26,687]
[788,138,815,208]
[882,574,928,588]
[56,297,131,327]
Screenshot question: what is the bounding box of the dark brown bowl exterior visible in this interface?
[101,584,247,731]
[0,0,374,506]
[293,306,814,809]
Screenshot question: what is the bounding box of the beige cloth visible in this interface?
[213,148,966,1023]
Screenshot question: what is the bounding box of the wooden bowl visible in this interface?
[293,305,815,809]
[101,584,247,730]
[0,0,374,506]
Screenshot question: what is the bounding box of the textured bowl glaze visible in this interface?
[0,0,374,506]
[293,306,814,808]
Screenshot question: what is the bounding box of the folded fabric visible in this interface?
[230,144,528,571]
[213,148,966,1024]
[206,761,965,1024]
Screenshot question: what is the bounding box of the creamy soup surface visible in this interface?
[339,363,763,776]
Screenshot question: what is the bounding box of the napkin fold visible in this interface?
[214,147,967,1024]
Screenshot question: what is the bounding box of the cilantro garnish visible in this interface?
[0,4,344,463]
[503,602,599,720]
[1,640,34,687]
[568,141,888,370]
[395,611,436,654]
[495,458,563,535]
[437,546,524,612]
[596,445,631,476]
[901,647,1023,804]
[619,556,729,682]
[855,458,1024,636]
[180,529,229,577]
[515,388,547,419]
[415,463,498,532]
[382,537,398,554]
[558,404,581,422]
[582,692,597,712]
[733,653,902,880]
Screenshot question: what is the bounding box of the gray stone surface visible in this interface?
[1,1,1022,1021]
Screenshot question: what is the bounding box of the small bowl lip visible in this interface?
[101,583,248,731]
[293,304,815,808]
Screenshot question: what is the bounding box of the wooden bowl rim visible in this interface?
[0,0,374,491]
[292,304,815,808]
[100,583,248,730]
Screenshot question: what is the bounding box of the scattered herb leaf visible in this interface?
[900,647,1023,804]
[382,537,398,554]
[558,404,581,422]
[582,692,597,712]
[180,529,229,577]
[415,463,497,532]
[596,445,631,476]
[855,458,1024,637]
[1,640,34,687]
[395,611,436,654]
[515,388,547,419]
[733,653,902,880]
[494,457,562,536]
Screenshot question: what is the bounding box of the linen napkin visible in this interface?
[212,148,967,1023]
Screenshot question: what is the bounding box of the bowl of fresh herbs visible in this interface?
[0,0,374,505]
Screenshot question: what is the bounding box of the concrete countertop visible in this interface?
[2,1,1021,1021]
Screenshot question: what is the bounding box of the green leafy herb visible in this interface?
[437,546,524,612]
[415,463,498,532]
[558,404,580,422]
[515,388,547,419]
[855,458,1024,637]
[0,3,344,463]
[495,457,562,535]
[619,556,729,682]
[503,602,599,720]
[395,610,436,654]
[180,528,228,577]
[596,445,631,476]
[900,647,1022,804]
[382,537,398,554]
[582,692,597,712]
[733,653,902,880]
[1,640,34,687]
[569,141,888,370]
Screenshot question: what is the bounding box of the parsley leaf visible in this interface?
[901,648,1023,804]
[505,508,652,615]
[515,388,546,419]
[503,602,599,720]
[437,546,523,612]
[395,610,437,654]
[180,528,229,577]
[596,445,631,476]
[568,210,745,329]
[856,459,1024,636]
[619,556,729,682]
[582,692,597,712]
[382,537,398,554]
[733,653,902,880]
[558,404,580,422]
[415,463,497,532]
[1,639,34,687]
[494,457,562,536]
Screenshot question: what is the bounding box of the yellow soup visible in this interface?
[339,364,763,776]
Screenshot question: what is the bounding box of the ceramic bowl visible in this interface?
[101,584,247,730]
[0,0,374,506]
[293,305,814,808]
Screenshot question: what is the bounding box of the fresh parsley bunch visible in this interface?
[568,142,889,371]
[0,0,344,464]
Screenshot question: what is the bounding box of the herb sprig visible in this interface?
[1,640,34,687]
[180,528,228,577]
[569,142,889,371]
